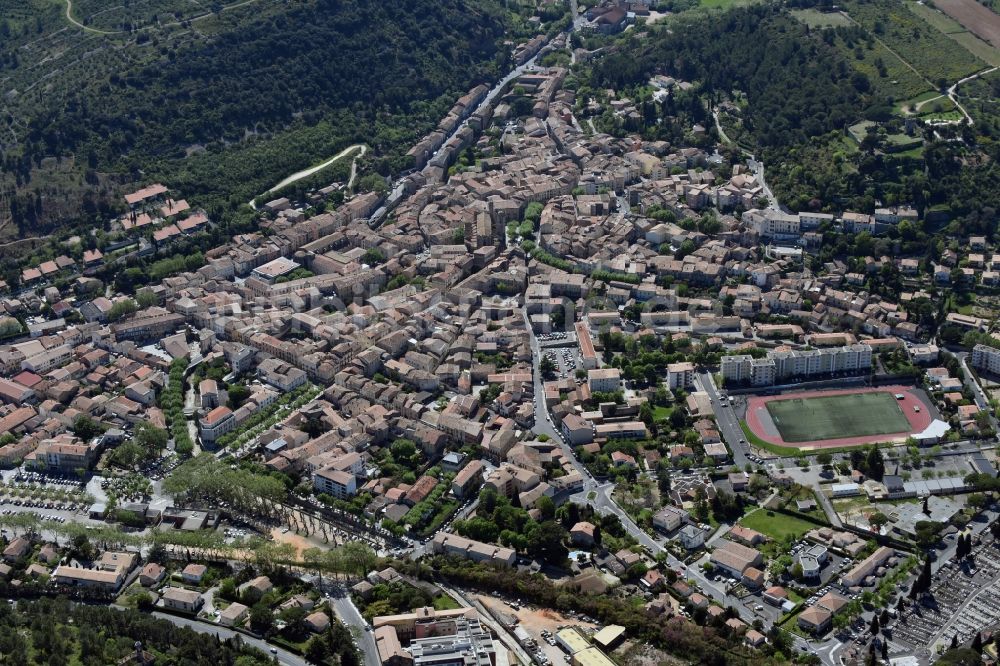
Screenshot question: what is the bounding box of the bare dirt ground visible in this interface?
[477,595,598,633]
[269,520,344,558]
[935,0,1000,48]
[477,595,601,666]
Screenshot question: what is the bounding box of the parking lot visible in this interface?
[542,346,581,381]
[0,469,93,522]
[890,535,1000,657]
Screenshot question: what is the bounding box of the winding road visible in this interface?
[250,144,367,208]
[150,611,307,666]
[944,66,999,125]
[62,0,269,35]
[63,0,116,34]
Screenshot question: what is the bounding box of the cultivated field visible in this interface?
[830,30,931,100]
[908,1,1000,67]
[71,0,254,31]
[765,392,910,442]
[933,0,1000,48]
[845,0,984,83]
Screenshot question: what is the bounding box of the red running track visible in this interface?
[744,385,933,450]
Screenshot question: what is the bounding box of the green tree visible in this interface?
[865,446,885,481]
[72,415,104,441]
[526,521,569,564]
[134,422,168,456]
[249,602,273,634]
[537,495,556,521]
[107,298,139,322]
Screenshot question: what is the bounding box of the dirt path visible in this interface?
[250,143,367,208]
[270,527,326,558]
[63,0,119,34]
[946,65,999,124]
[914,94,946,112]
[62,0,267,35]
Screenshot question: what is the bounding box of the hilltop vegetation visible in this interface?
[590,7,869,163]
[0,596,276,666]
[842,0,984,88]
[0,0,510,238]
[585,2,1000,225]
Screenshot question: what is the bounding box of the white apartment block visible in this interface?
[199,406,236,443]
[750,210,801,237]
[666,362,695,389]
[771,344,872,380]
[588,368,621,393]
[750,358,777,386]
[721,355,752,383]
[313,468,357,499]
[721,345,872,386]
[972,344,1000,375]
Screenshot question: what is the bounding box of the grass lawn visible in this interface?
[922,110,965,122]
[433,594,461,610]
[652,405,673,421]
[764,392,911,443]
[895,145,926,159]
[698,0,756,8]
[848,120,875,143]
[897,90,945,115]
[884,134,923,152]
[790,8,853,27]
[739,509,816,541]
[831,495,872,512]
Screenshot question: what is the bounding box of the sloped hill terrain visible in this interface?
[0,0,509,236]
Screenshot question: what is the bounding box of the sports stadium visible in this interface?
[743,385,937,450]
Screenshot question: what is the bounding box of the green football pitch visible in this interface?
[765,392,911,443]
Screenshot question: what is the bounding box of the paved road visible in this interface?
[814,488,844,528]
[521,306,592,484]
[956,352,998,432]
[151,611,308,666]
[328,588,380,666]
[746,157,785,213]
[516,331,838,655]
[695,369,750,467]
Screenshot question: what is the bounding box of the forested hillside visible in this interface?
[586,3,1000,230]
[590,7,868,155]
[0,0,510,237]
[588,6,878,209]
[0,596,279,666]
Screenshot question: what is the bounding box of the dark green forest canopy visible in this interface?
[0,596,277,665]
[1,0,510,231]
[590,7,869,151]
[29,0,506,160]
[587,4,1000,227]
